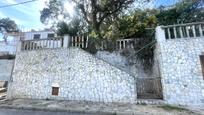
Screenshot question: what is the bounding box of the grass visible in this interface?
[112,113,116,115]
[140,102,147,105]
[158,104,188,111]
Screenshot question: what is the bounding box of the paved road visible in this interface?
[0,109,109,115]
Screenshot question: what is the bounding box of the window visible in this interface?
[20,36,25,40]
[48,34,54,38]
[33,34,41,39]
[52,87,59,96]
[200,55,204,79]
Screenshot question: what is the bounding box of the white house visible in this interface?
[0,41,17,55]
[0,29,57,55]
[22,29,56,40]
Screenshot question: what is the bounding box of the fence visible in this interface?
[21,37,63,50]
[116,39,135,50]
[100,38,137,50]
[20,36,89,51]
[137,77,163,99]
[20,35,146,51]
[70,36,89,49]
[162,22,204,39]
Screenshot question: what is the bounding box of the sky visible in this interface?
[0,0,179,31]
[0,0,50,31]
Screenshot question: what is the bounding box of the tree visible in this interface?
[0,18,18,42]
[156,0,204,25]
[41,0,150,39]
[0,18,18,33]
[57,17,84,36]
[101,9,157,39]
[73,0,136,38]
[100,9,157,69]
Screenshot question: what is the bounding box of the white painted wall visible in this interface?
[0,31,56,54]
[0,36,20,55]
[0,60,14,81]
[23,31,56,40]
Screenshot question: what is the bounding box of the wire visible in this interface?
[127,40,156,59]
[0,0,38,9]
[135,40,156,54]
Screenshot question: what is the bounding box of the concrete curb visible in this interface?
[0,103,201,115]
[0,105,134,115]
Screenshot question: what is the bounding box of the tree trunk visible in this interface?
[92,22,103,49]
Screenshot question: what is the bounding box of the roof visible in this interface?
[4,29,56,36]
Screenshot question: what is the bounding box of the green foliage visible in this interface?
[57,18,82,36]
[40,0,150,40]
[83,37,98,54]
[157,0,204,25]
[97,9,157,70]
[0,18,18,33]
[40,0,63,25]
[119,29,155,70]
[102,9,158,40]
[89,31,101,40]
[40,0,203,70]
[134,31,155,70]
[158,105,188,112]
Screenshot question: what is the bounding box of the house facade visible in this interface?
[0,29,56,55]
[2,22,204,106]
[21,30,56,40]
[0,41,17,55]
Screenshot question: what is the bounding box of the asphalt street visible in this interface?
[0,109,110,115]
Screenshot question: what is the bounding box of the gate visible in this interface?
[137,77,163,99]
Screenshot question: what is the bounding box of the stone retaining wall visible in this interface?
[7,48,136,102]
[95,51,150,78]
[155,38,204,106]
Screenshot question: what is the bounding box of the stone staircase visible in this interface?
[0,87,7,101]
[135,99,165,105]
[94,51,136,78]
[8,47,164,104]
[94,51,164,103]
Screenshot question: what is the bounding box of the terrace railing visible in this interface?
[21,37,63,50]
[161,22,204,40]
[100,38,137,50]
[70,36,89,49]
[116,39,135,50]
[19,35,89,51]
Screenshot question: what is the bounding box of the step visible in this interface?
[0,93,6,98]
[0,94,7,101]
[0,98,7,102]
[0,88,6,93]
[135,99,165,105]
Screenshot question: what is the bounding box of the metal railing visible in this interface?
[162,22,204,39]
[21,37,63,51]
